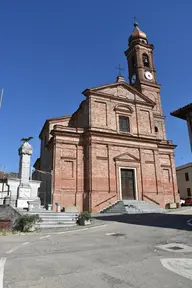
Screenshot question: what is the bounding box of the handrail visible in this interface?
[143,194,159,205]
[95,194,116,207]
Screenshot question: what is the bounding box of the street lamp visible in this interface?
[0,89,4,109]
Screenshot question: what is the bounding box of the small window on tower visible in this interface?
[44,135,47,147]
[131,56,136,68]
[143,53,149,68]
[155,126,158,133]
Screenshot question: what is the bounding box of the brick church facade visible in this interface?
[34,23,180,212]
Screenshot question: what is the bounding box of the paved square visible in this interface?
[0,213,192,287]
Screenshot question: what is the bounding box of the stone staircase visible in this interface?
[101,200,166,214]
[21,211,78,229]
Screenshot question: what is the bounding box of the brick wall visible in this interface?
[38,80,179,212]
[53,138,84,211]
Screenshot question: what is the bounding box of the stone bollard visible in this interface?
[55,203,61,213]
[47,204,52,211]
[27,201,33,211]
[27,200,41,211]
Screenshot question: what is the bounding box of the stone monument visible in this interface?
[17,138,33,207]
[7,137,41,210]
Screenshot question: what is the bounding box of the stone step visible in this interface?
[123,200,162,207]
[22,211,78,216]
[31,215,77,221]
[39,223,76,228]
[101,201,126,213]
[39,220,76,225]
[101,200,166,214]
[38,217,77,221]
[21,210,78,229]
[25,214,78,218]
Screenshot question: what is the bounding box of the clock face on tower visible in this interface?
[144,71,153,80]
[131,74,136,84]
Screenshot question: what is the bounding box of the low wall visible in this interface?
[0,205,22,225]
[0,219,12,229]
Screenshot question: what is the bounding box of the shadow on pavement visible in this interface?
[94,213,192,231]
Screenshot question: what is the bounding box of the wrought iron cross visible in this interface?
[116,64,124,76]
[133,16,138,26]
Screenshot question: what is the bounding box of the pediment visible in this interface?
[83,82,155,107]
[114,152,140,162]
[100,86,135,101]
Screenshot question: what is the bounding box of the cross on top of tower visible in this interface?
[116,64,124,76]
[133,16,138,27]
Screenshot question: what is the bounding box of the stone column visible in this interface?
[17,141,33,208]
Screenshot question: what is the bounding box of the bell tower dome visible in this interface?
[125,22,158,90]
[124,22,164,117]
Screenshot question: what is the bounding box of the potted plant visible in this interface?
[77,211,91,226]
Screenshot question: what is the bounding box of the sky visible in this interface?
[0,0,191,173]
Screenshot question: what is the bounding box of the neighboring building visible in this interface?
[0,171,8,205]
[171,103,192,151]
[176,163,192,199]
[0,171,18,205]
[34,22,180,212]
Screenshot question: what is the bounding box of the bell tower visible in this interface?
[125,22,163,116]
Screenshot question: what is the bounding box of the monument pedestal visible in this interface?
[17,184,32,209]
[18,186,31,198]
[27,199,41,211]
[17,199,30,209]
[17,197,41,210]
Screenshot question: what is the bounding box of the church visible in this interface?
[34,23,180,212]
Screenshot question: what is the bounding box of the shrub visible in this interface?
[14,214,41,232]
[77,211,91,222]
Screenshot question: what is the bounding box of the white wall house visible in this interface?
[176,163,192,199]
[0,171,9,205]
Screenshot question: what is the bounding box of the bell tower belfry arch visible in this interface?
[125,22,163,116]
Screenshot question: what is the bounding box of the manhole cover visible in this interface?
[106,233,126,237]
[157,243,192,253]
[111,233,126,237]
[169,246,183,251]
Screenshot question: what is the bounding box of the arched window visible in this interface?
[142,53,149,68]
[155,126,158,133]
[131,56,136,68]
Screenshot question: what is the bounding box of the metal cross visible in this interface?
[133,16,138,26]
[116,64,124,76]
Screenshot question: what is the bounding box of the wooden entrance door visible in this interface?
[121,169,135,200]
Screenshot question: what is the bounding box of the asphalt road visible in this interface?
[0,211,192,288]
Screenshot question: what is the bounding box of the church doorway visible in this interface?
[120,168,136,200]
